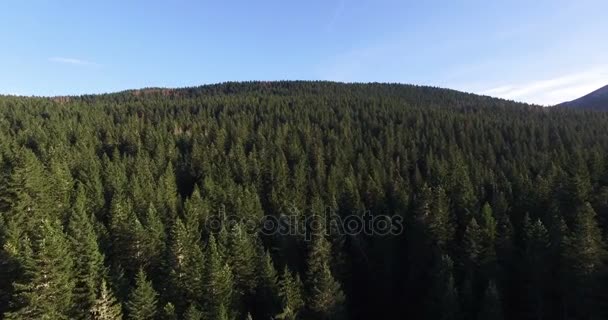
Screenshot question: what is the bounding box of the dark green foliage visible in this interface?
[91,279,123,320]
[306,234,346,319]
[127,269,158,320]
[201,234,234,320]
[4,219,75,319]
[183,304,203,320]
[277,266,305,320]
[477,281,504,320]
[68,185,105,320]
[1,81,608,319]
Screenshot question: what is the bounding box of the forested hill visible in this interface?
[557,84,608,111]
[2,81,608,320]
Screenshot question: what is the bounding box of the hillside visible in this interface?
[1,81,608,320]
[558,84,608,110]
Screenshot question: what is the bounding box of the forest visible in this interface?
[1,81,608,320]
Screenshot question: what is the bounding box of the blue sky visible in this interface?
[1,0,606,105]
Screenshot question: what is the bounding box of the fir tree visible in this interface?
[67,185,105,320]
[426,254,459,320]
[183,304,203,320]
[202,234,234,320]
[91,279,123,320]
[167,217,204,311]
[5,219,75,319]
[160,303,177,320]
[305,234,346,319]
[277,265,305,320]
[127,269,158,320]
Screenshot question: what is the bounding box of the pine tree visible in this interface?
[156,163,178,222]
[67,185,105,320]
[426,254,459,320]
[47,155,74,220]
[5,219,75,319]
[305,234,346,319]
[277,265,305,320]
[139,203,166,274]
[226,223,257,297]
[202,234,234,320]
[562,203,607,319]
[462,217,482,271]
[478,203,497,280]
[183,304,203,320]
[255,249,280,319]
[127,269,158,320]
[167,217,204,311]
[160,303,177,320]
[0,148,50,237]
[521,215,550,319]
[91,279,123,320]
[429,186,454,250]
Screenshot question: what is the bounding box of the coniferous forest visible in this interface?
[2,81,608,320]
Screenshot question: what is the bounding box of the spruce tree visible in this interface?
[91,279,123,320]
[67,185,105,320]
[202,234,234,320]
[426,254,459,320]
[562,203,607,319]
[127,269,158,320]
[5,219,75,319]
[305,234,346,319]
[167,217,204,311]
[226,223,257,297]
[255,249,280,319]
[160,303,177,320]
[277,265,305,320]
[183,304,203,320]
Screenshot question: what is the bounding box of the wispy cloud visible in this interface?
[481,66,608,105]
[49,57,98,66]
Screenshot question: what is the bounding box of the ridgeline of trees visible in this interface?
[1,81,608,319]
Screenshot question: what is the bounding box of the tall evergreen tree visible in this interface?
[5,219,75,320]
[67,185,105,320]
[127,269,158,320]
[277,265,305,320]
[562,203,607,319]
[91,279,123,320]
[305,234,346,319]
[201,234,234,320]
[426,254,459,320]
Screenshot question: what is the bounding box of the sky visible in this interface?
[1,0,607,105]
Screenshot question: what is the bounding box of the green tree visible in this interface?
[183,304,203,320]
[305,234,346,319]
[277,265,305,320]
[167,217,204,311]
[562,203,607,319]
[255,249,280,319]
[67,185,105,319]
[226,223,257,297]
[127,269,158,320]
[426,254,459,320]
[202,234,234,320]
[5,219,75,320]
[160,303,177,320]
[91,279,123,320]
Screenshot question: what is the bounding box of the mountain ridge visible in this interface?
[557,84,608,110]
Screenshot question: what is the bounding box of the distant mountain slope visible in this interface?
[558,84,608,110]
